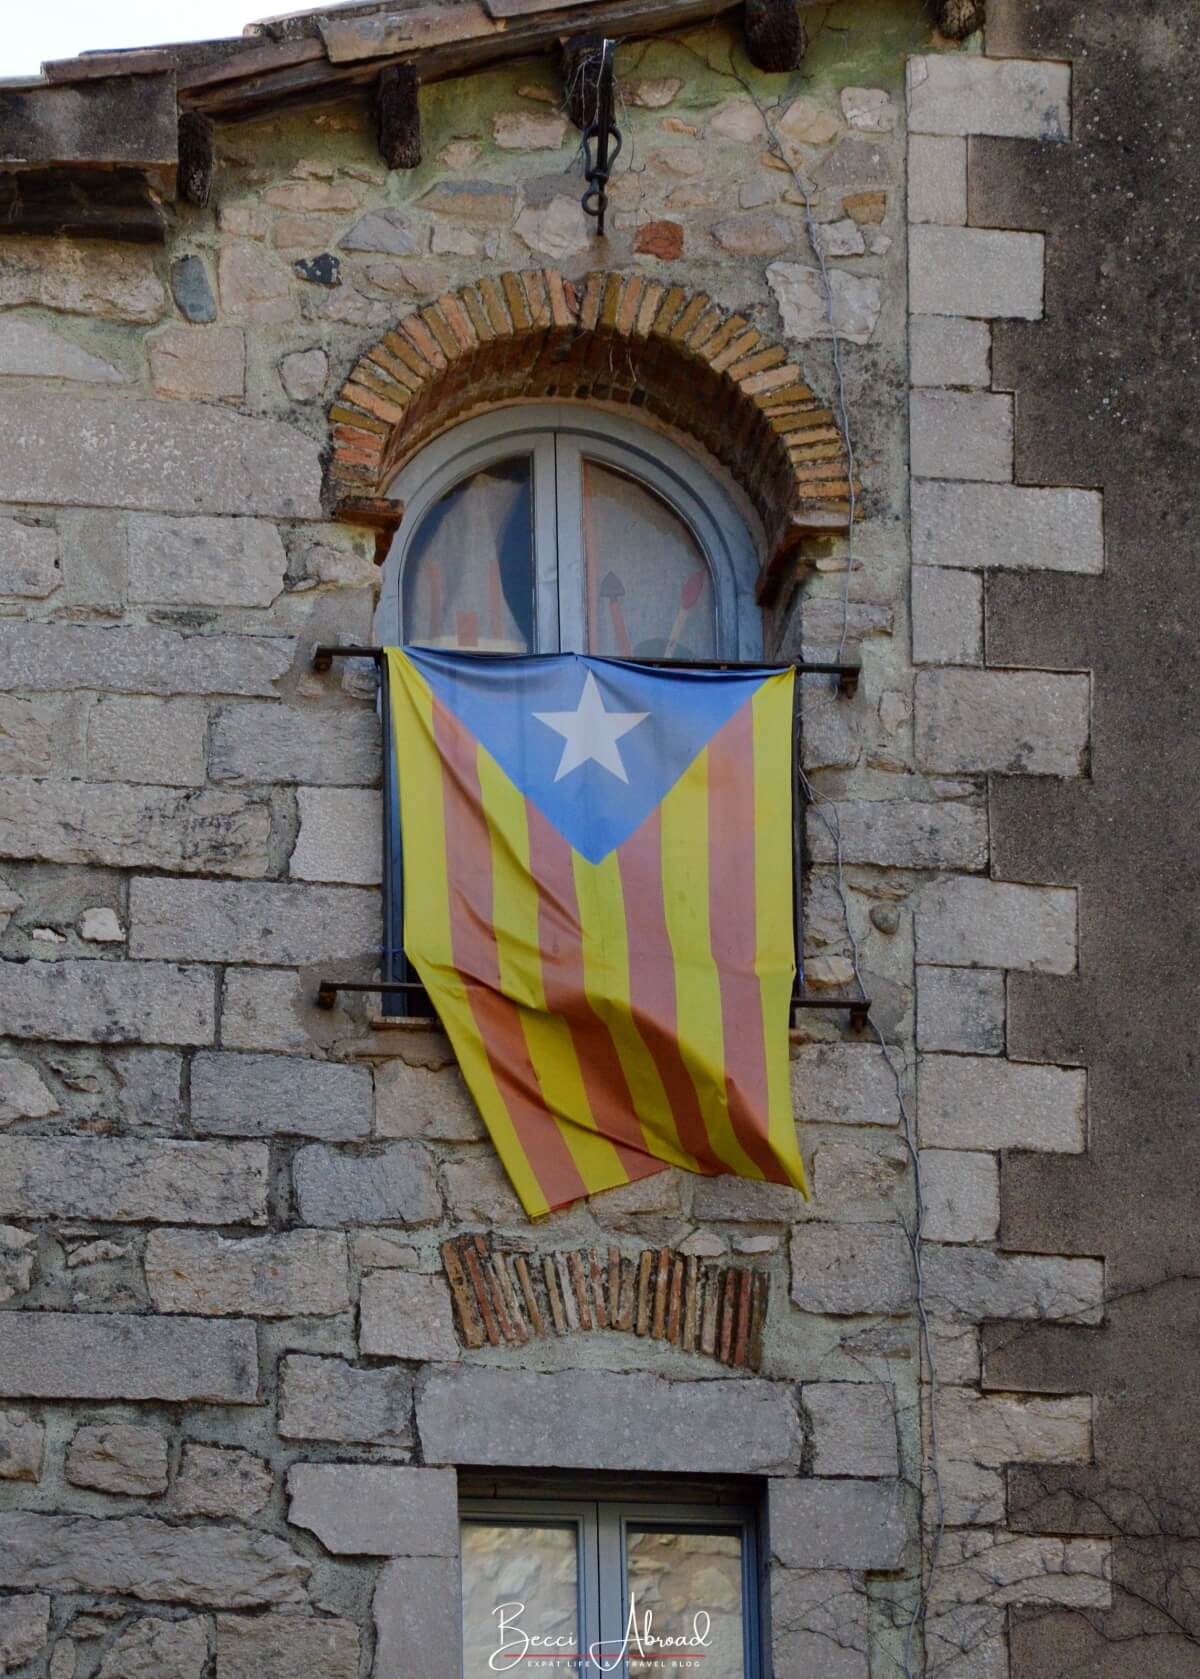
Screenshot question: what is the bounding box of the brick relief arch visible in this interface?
[327,268,856,569]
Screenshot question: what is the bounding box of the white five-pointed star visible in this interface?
[534,671,649,784]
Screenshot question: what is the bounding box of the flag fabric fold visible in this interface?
[386,646,809,1218]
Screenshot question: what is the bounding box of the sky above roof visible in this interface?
[3,2,263,76]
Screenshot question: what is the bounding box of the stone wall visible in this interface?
[0,9,1107,1678]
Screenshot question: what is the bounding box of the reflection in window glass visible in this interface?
[625,1527,744,1678]
[581,461,716,662]
[461,1521,580,1676]
[402,458,535,651]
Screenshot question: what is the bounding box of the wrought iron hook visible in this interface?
[581,37,621,237]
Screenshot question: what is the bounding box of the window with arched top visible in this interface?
[376,405,763,661]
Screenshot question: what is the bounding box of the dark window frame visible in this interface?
[459,1488,764,1679]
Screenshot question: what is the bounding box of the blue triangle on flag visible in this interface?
[403,648,780,864]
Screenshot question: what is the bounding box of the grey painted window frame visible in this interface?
[376,403,764,659]
[459,1492,763,1679]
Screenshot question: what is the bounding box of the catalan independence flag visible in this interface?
[386,647,809,1218]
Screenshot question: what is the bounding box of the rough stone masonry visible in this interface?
[0,3,1119,1677]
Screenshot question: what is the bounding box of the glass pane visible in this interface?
[581,461,716,662]
[624,1527,745,1677]
[461,1520,581,1675]
[403,458,534,652]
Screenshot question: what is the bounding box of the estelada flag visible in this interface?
[386,647,810,1218]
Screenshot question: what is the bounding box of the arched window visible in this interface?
[376,405,762,661]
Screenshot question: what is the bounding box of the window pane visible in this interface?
[461,1520,581,1675]
[581,461,716,662]
[625,1527,745,1677]
[403,458,535,651]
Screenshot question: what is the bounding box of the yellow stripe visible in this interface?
[385,650,549,1217]
[658,748,766,1180]
[569,848,700,1173]
[475,744,631,1196]
[752,671,809,1196]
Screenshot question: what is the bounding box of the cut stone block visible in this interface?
[215,1614,359,1679]
[917,966,1005,1054]
[0,1596,51,1670]
[0,240,163,320]
[145,1230,350,1317]
[0,1314,258,1402]
[937,1386,1091,1469]
[293,1143,442,1228]
[218,968,332,1055]
[66,1423,169,1496]
[373,1557,461,1679]
[278,1354,414,1447]
[911,569,982,667]
[909,316,990,388]
[770,1569,868,1679]
[358,1271,459,1360]
[96,1616,209,1679]
[790,1044,902,1128]
[191,1053,372,1142]
[912,481,1104,573]
[915,878,1076,974]
[291,788,382,884]
[374,1061,484,1141]
[126,515,284,607]
[0,521,59,598]
[0,967,213,1040]
[0,1514,306,1606]
[0,780,272,877]
[0,397,322,518]
[769,1479,907,1569]
[910,391,1013,482]
[0,1056,59,1123]
[149,327,246,402]
[804,1382,899,1476]
[209,703,380,785]
[418,1367,802,1473]
[915,669,1089,776]
[919,1055,1086,1152]
[287,1464,458,1556]
[0,1138,267,1224]
[0,624,293,698]
[923,1245,1104,1323]
[807,798,987,870]
[908,134,966,224]
[909,226,1043,320]
[171,1444,273,1519]
[87,697,207,788]
[920,1149,1000,1242]
[130,879,379,966]
[0,1410,45,1482]
[791,1223,912,1316]
[907,54,1071,141]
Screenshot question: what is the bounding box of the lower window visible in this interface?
[460,1493,760,1678]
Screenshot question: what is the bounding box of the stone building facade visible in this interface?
[0,0,1187,1675]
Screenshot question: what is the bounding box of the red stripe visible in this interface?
[707,702,790,1183]
[432,698,589,1210]
[616,806,725,1175]
[525,801,666,1180]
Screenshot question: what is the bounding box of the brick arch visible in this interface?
[327,268,855,567]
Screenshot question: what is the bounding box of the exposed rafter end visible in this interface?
[333,495,406,565]
[935,0,985,39]
[377,63,421,170]
[742,0,808,72]
[177,111,215,207]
